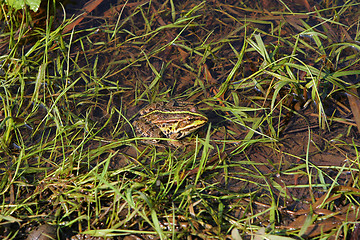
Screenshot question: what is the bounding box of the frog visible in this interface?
[133,100,208,145]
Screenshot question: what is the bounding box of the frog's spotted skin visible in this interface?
[133,101,208,144]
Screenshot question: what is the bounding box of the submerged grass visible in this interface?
[1,0,360,239]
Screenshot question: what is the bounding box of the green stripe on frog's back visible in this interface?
[141,109,208,119]
[159,119,207,136]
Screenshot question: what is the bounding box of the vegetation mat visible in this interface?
[1,0,360,239]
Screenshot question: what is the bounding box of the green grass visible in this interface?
[1,0,360,239]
